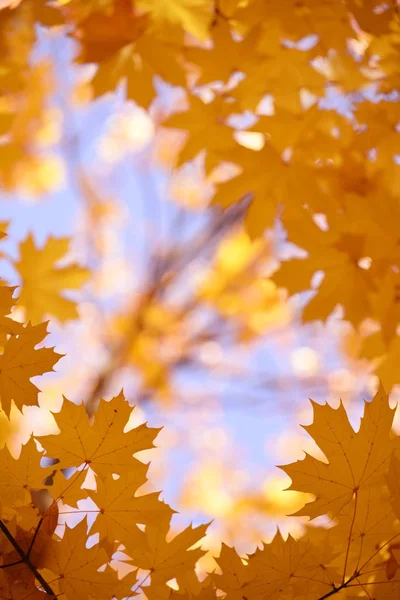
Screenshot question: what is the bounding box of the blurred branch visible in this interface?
[83,198,249,414]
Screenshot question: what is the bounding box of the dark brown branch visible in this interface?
[317,573,358,599]
[0,519,56,596]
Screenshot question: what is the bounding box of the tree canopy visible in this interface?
[1,0,400,598]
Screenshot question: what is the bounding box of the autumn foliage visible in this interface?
[1,254,400,598]
[2,0,400,598]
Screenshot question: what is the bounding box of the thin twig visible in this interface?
[27,516,44,558]
[0,559,23,569]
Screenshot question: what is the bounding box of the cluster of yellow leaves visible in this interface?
[3,239,400,598]
[14,234,90,325]
[0,225,89,415]
[197,230,289,340]
[108,228,288,400]
[0,225,88,326]
[0,390,211,599]
[3,0,400,383]
[0,1,64,193]
[0,220,400,600]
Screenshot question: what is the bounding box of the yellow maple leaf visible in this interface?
[0,285,23,347]
[14,234,89,324]
[0,322,62,417]
[387,450,400,519]
[212,146,321,237]
[359,332,400,390]
[72,0,185,107]
[163,579,217,600]
[37,392,160,478]
[91,33,185,107]
[40,519,119,600]
[246,531,337,599]
[185,19,242,86]
[281,383,396,520]
[164,95,236,173]
[213,544,250,600]
[136,0,213,40]
[369,270,400,346]
[0,437,50,519]
[87,473,173,554]
[347,0,394,35]
[134,522,208,596]
[41,469,87,509]
[231,24,326,113]
[280,384,400,581]
[272,209,374,326]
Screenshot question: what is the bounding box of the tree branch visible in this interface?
[0,519,56,596]
[317,573,358,599]
[83,200,248,414]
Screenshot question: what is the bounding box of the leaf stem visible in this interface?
[27,516,44,558]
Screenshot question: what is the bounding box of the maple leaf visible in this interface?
[165,580,218,600]
[4,518,55,580]
[136,0,213,40]
[16,501,58,541]
[231,24,326,113]
[37,392,160,478]
[39,519,118,600]
[0,571,48,600]
[91,33,185,107]
[0,285,23,346]
[42,469,91,509]
[347,0,393,34]
[73,1,148,64]
[248,107,350,160]
[73,0,185,107]
[86,473,173,553]
[212,146,328,237]
[100,565,139,598]
[134,522,208,596]
[164,95,236,172]
[0,438,49,519]
[272,209,374,325]
[185,19,241,86]
[281,384,396,520]
[14,234,90,325]
[245,531,337,599]
[0,322,62,417]
[280,384,400,580]
[370,270,400,345]
[359,332,400,390]
[213,544,250,600]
